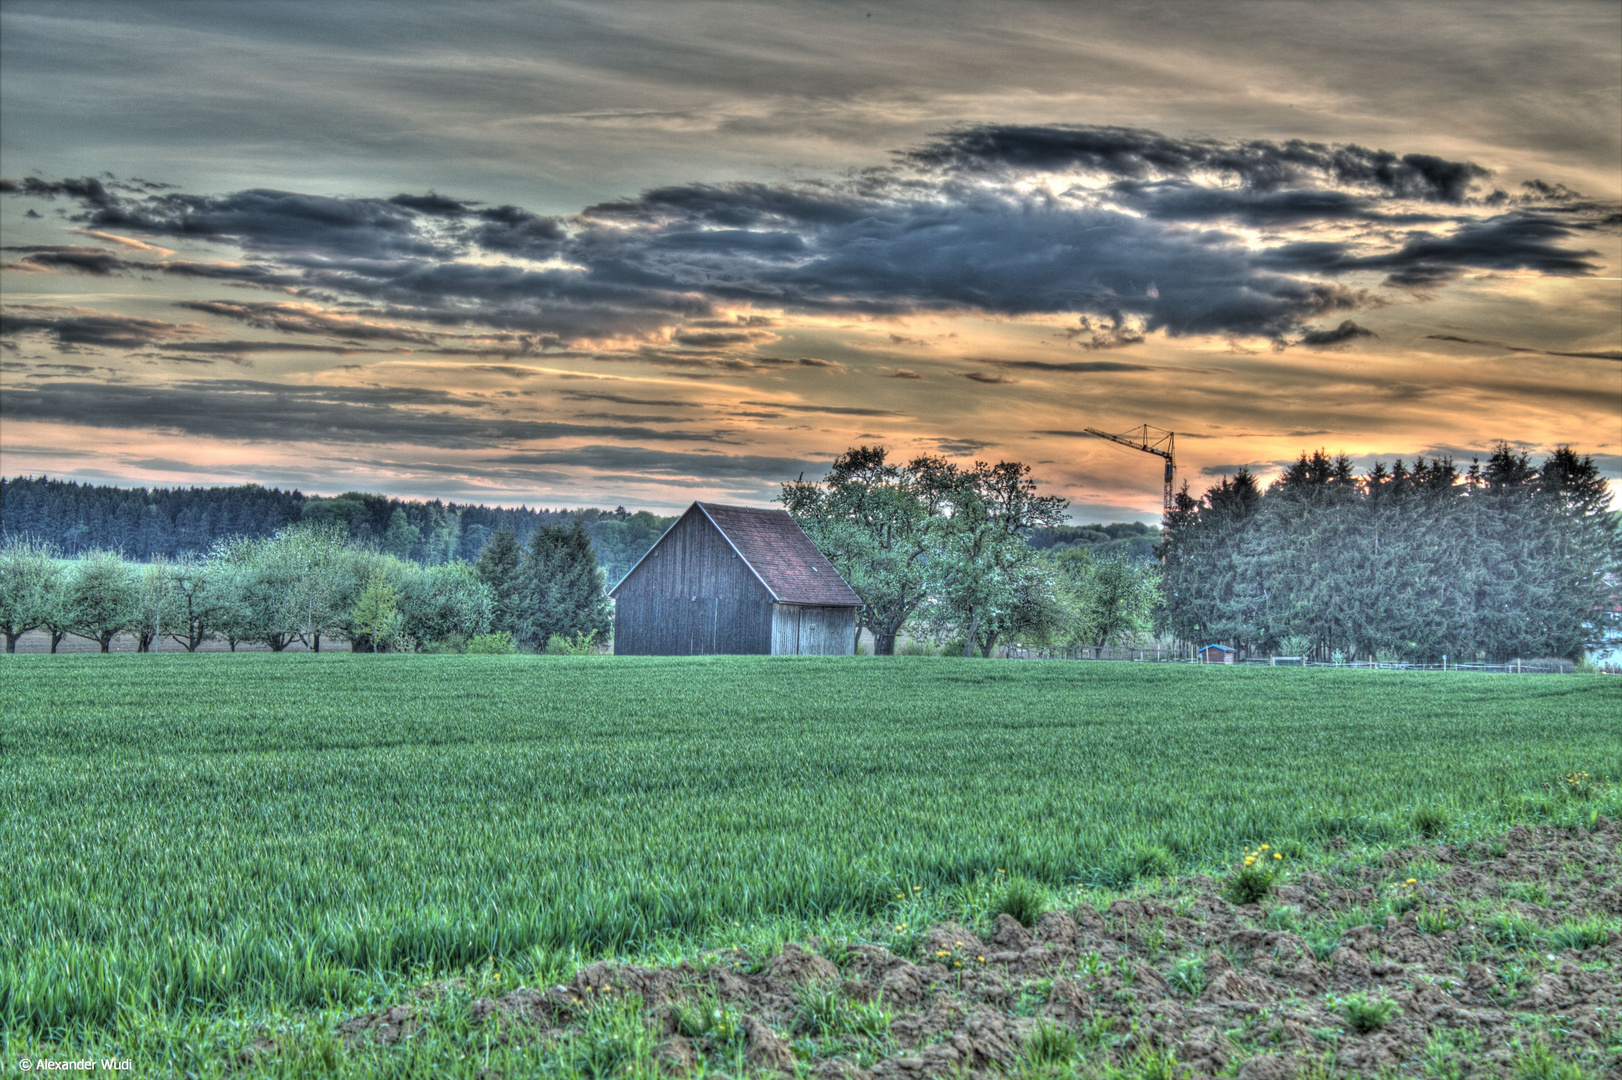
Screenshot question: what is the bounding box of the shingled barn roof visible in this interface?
[694,503,862,606]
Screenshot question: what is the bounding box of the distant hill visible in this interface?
[2,475,1159,579]
[0,476,674,585]
[1024,521,1160,562]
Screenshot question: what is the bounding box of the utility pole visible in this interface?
[1083,424,1176,518]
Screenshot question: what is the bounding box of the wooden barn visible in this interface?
[609,502,863,655]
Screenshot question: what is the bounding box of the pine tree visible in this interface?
[474,525,523,637]
[512,521,611,650]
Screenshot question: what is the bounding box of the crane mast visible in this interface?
[1083,424,1176,518]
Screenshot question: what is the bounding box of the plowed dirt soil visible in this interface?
[340,821,1621,1077]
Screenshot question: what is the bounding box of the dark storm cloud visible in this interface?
[4,125,1611,348]
[906,126,1491,202]
[386,192,476,216]
[0,175,121,205]
[79,187,454,260]
[469,204,568,257]
[0,378,735,448]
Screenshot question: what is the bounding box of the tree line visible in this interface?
[0,477,672,584]
[1159,446,1618,661]
[0,521,610,654]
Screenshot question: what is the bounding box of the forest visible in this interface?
[1159,446,1618,662]
[0,476,672,585]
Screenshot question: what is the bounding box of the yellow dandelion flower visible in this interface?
[914,886,922,892]
[1406,878,1416,884]
[1260,844,1269,850]
[977,956,986,963]
[1274,853,1282,860]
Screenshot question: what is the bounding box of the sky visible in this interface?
[2,1,1618,520]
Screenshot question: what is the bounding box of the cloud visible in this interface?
[1296,319,1376,348]
[560,389,701,406]
[977,357,1154,373]
[933,438,992,455]
[486,445,828,481]
[4,124,1611,353]
[1425,334,1622,362]
[177,300,440,344]
[0,378,739,448]
[2,244,137,275]
[0,303,414,360]
[889,368,921,379]
[670,327,780,347]
[739,400,904,417]
[0,304,198,349]
[962,370,1013,384]
[905,125,1492,202]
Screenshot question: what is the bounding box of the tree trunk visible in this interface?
[49,630,64,653]
[4,631,17,653]
[875,630,897,655]
[963,609,980,658]
[312,632,321,652]
[99,634,113,653]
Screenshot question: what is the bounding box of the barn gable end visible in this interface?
[610,502,862,656]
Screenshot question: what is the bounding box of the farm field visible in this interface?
[2,655,1618,1077]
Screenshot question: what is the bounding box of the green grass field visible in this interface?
[2,654,1618,1070]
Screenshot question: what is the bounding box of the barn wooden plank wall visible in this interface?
[613,508,775,655]
[770,604,857,655]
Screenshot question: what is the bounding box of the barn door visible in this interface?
[686,596,718,654]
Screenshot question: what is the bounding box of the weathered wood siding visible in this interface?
[613,508,774,655]
[770,604,857,655]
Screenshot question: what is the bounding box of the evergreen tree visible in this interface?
[1159,445,1618,661]
[512,521,612,650]
[474,525,523,637]
[383,508,422,560]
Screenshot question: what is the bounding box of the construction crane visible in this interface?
[1083,424,1176,518]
